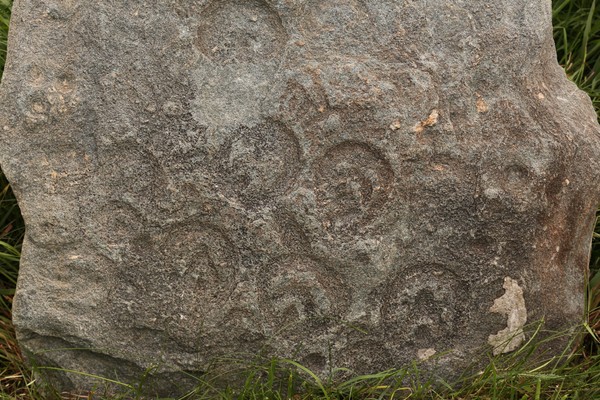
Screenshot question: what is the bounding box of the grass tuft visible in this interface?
[6,324,595,400]
[0,0,11,75]
[553,0,600,117]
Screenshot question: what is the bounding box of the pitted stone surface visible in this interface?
[1,0,600,396]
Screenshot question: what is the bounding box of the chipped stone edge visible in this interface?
[487,277,528,356]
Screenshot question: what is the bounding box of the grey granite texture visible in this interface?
[1,0,600,396]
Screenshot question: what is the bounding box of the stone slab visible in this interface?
[1,0,599,396]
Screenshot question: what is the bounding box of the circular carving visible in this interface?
[98,147,164,199]
[160,226,237,284]
[218,121,301,206]
[379,266,470,347]
[124,225,240,351]
[160,225,240,350]
[96,146,169,221]
[196,0,288,64]
[314,141,394,232]
[84,200,145,261]
[259,256,348,331]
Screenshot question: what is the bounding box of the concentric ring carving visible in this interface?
[379,266,470,347]
[120,224,240,351]
[218,121,301,206]
[196,0,288,64]
[259,256,348,328]
[313,141,394,231]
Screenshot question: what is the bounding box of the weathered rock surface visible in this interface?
[1,0,600,395]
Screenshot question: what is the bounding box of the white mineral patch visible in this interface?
[417,348,437,361]
[488,277,527,355]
